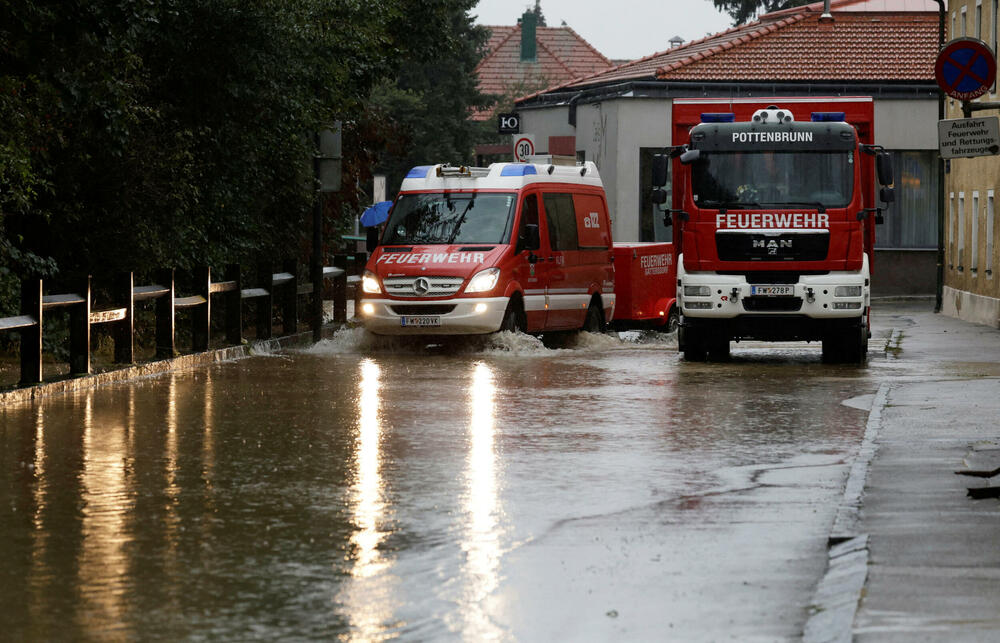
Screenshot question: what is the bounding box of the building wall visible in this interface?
[943,0,1000,327]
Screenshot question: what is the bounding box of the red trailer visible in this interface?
[609,242,678,332]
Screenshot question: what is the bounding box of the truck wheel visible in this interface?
[582,300,605,333]
[707,338,730,362]
[679,325,707,362]
[499,298,526,333]
[822,324,868,364]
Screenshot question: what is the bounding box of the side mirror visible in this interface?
[651,188,668,205]
[680,148,701,165]
[876,152,894,186]
[880,186,895,204]
[366,227,380,252]
[518,223,540,254]
[652,154,669,187]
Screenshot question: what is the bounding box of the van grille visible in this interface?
[382,276,464,297]
[389,304,457,315]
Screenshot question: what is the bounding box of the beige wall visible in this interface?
[943,0,1000,327]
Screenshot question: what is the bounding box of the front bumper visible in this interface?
[678,255,869,320]
[360,296,509,335]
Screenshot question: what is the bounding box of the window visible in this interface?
[640,147,672,242]
[976,0,983,38]
[542,193,579,251]
[382,192,516,245]
[988,190,995,276]
[961,6,968,36]
[973,191,980,273]
[959,191,966,270]
[949,192,955,268]
[875,151,940,249]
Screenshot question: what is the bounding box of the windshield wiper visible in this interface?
[447,197,476,243]
[699,200,762,212]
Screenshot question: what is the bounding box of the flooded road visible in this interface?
[0,309,912,640]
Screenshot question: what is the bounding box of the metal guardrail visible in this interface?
[0,252,368,387]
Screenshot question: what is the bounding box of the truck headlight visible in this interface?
[465,268,500,293]
[684,285,711,297]
[834,286,862,297]
[362,271,382,294]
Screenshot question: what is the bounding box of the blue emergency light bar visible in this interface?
[701,113,735,123]
[500,164,538,177]
[811,112,846,122]
[405,165,433,179]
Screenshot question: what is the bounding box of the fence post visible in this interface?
[156,268,175,359]
[282,259,297,336]
[353,251,367,316]
[256,261,272,340]
[192,266,211,352]
[225,263,242,345]
[114,271,135,364]
[333,254,348,323]
[19,277,42,386]
[69,274,91,376]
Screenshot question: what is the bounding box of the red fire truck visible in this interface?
[653,97,895,363]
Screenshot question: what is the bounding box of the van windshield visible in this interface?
[382,192,516,245]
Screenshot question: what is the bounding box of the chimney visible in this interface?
[819,0,834,24]
[520,9,537,62]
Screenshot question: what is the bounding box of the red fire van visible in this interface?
[359,162,617,335]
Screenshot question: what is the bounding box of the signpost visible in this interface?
[938,116,1000,158]
[513,134,535,162]
[935,38,997,102]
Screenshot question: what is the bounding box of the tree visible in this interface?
[711,0,812,26]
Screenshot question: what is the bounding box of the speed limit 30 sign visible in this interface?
[513,135,535,162]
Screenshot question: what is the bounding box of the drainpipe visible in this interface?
[936,0,945,313]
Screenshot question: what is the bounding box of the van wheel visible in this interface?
[661,306,679,333]
[582,301,605,333]
[499,299,526,333]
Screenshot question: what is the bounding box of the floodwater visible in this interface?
[0,313,905,640]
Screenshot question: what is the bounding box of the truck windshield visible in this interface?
[382,192,516,245]
[691,151,854,209]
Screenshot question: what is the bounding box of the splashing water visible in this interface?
[303,325,677,357]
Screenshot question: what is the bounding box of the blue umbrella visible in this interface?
[360,200,393,227]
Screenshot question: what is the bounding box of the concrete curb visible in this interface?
[0,328,328,407]
[803,381,889,642]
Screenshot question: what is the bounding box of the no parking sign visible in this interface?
[935,38,997,101]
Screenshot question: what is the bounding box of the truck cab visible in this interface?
[658,98,894,363]
[359,162,615,335]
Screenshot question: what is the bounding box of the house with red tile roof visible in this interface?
[472,7,613,162]
[514,0,942,296]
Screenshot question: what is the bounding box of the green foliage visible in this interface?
[711,0,812,25]
[1,0,490,316]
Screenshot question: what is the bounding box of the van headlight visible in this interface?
[683,285,711,297]
[834,286,862,297]
[465,268,500,293]
[362,271,382,294]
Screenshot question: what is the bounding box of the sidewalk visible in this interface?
[854,305,1000,639]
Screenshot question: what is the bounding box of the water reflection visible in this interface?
[460,362,503,640]
[339,358,400,639]
[78,389,130,634]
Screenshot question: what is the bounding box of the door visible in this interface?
[512,193,554,330]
